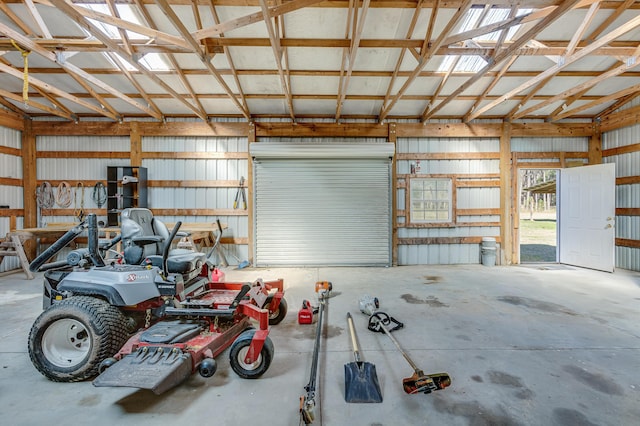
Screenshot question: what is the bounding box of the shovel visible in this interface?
[344,312,383,403]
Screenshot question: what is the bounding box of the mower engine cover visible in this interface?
[45,264,163,307]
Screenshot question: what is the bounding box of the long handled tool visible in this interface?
[344,312,383,403]
[300,281,332,424]
[367,311,451,394]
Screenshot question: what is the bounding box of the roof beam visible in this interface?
[206,0,250,115]
[595,91,640,120]
[424,0,585,122]
[0,20,161,120]
[49,0,206,120]
[155,0,250,119]
[378,0,473,122]
[0,0,35,36]
[336,0,371,121]
[259,0,295,120]
[382,0,427,113]
[24,0,52,38]
[0,87,75,120]
[192,0,326,40]
[513,43,640,119]
[554,80,640,120]
[0,60,116,119]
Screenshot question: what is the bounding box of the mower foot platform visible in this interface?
[93,347,192,395]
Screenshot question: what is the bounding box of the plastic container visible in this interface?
[481,246,497,267]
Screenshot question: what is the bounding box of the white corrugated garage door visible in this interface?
[251,143,394,266]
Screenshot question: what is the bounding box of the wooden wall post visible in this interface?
[22,119,37,228]
[589,121,602,165]
[247,122,255,264]
[500,122,513,265]
[130,122,142,166]
[389,123,398,266]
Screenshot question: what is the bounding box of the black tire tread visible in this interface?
[229,329,274,379]
[28,296,130,382]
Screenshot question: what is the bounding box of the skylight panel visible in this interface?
[77,3,170,72]
[438,7,532,73]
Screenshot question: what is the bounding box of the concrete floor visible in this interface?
[1,264,639,426]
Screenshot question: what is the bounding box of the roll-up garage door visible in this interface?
[251,143,394,267]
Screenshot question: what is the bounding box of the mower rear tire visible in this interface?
[28,296,130,382]
[267,296,288,326]
[229,329,274,379]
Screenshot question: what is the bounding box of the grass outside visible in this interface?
[519,210,557,262]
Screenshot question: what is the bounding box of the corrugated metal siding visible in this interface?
[254,156,391,266]
[511,137,589,153]
[604,122,640,271]
[142,136,250,263]
[397,137,500,265]
[0,126,23,272]
[35,136,130,227]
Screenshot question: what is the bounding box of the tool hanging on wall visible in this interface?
[92,182,107,208]
[233,176,247,210]
[300,281,332,425]
[36,182,55,227]
[74,182,85,222]
[55,182,72,208]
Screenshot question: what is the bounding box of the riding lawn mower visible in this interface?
[26,209,287,394]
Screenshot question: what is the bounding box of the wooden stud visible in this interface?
[130,122,142,167]
[589,121,602,164]
[500,123,512,265]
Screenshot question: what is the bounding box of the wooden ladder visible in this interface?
[0,234,35,280]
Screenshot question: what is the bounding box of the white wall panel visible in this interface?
[511,136,588,152]
[0,126,23,273]
[603,122,640,271]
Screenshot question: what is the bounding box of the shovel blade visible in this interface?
[344,362,383,403]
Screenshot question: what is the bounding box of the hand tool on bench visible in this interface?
[366,309,451,395]
[344,312,383,403]
[300,281,332,424]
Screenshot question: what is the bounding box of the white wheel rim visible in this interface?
[237,346,262,371]
[42,319,91,368]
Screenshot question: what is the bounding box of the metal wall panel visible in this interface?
[396,137,500,265]
[604,123,640,271]
[254,155,391,267]
[142,136,250,263]
[0,126,23,273]
[511,137,588,152]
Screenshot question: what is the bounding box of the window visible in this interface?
[410,177,454,224]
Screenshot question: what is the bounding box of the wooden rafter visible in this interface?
[0,0,35,36]
[554,80,640,120]
[382,0,428,113]
[378,0,473,122]
[158,0,206,116]
[336,0,371,121]
[24,0,51,38]
[0,86,74,120]
[514,43,640,119]
[0,60,116,119]
[49,0,204,120]
[454,0,599,122]
[154,0,249,119]
[504,1,600,120]
[596,91,640,120]
[192,0,326,40]
[206,0,250,115]
[259,0,295,120]
[0,21,155,120]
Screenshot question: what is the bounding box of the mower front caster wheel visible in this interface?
[266,297,288,325]
[229,329,274,379]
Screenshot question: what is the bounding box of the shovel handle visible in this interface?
[346,313,361,363]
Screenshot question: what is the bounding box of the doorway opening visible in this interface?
[519,169,558,263]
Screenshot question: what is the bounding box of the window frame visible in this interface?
[406,175,457,227]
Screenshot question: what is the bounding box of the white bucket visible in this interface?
[481,246,497,267]
[481,237,497,249]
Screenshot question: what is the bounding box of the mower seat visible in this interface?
[120,208,206,280]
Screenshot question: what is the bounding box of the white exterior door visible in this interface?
[558,163,615,272]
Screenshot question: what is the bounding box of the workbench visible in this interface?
[2,222,225,280]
